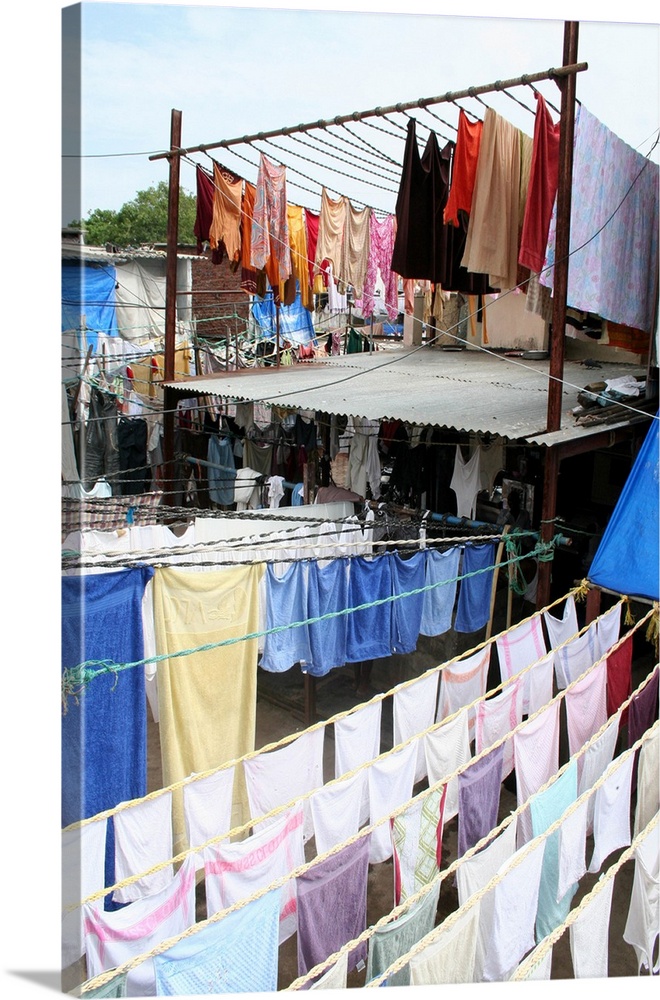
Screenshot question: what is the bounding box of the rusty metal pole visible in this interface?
[163,109,182,505]
[536,22,580,610]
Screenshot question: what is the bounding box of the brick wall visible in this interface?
[189,249,251,343]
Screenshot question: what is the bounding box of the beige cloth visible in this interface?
[314,187,346,275]
[338,201,371,295]
[634,727,660,837]
[409,898,481,985]
[461,108,521,290]
[209,161,243,263]
[153,564,264,853]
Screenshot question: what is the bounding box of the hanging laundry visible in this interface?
[627,666,659,752]
[345,553,394,662]
[461,108,522,291]
[424,706,472,823]
[112,792,173,903]
[358,213,399,320]
[409,897,481,985]
[543,594,579,650]
[208,160,243,264]
[250,152,291,281]
[314,187,346,279]
[305,558,349,677]
[284,203,313,310]
[436,645,491,737]
[595,602,622,658]
[204,805,304,945]
[152,563,263,852]
[240,180,258,293]
[623,821,660,974]
[495,614,547,714]
[564,658,608,758]
[419,546,461,637]
[309,950,348,990]
[453,541,497,634]
[309,770,367,857]
[513,700,561,845]
[366,882,440,988]
[244,728,324,843]
[556,797,589,904]
[345,416,382,500]
[569,875,615,979]
[457,743,504,859]
[296,833,372,977]
[518,92,561,274]
[588,752,635,872]
[578,710,621,835]
[633,726,659,838]
[530,760,579,941]
[367,741,418,864]
[207,433,236,506]
[155,887,281,995]
[62,819,107,969]
[391,785,446,904]
[194,163,215,251]
[390,549,427,657]
[606,633,632,725]
[475,677,524,780]
[393,668,439,783]
[182,766,235,871]
[527,650,556,716]
[450,444,481,519]
[510,943,553,981]
[304,207,323,292]
[261,561,312,673]
[80,970,128,998]
[334,699,382,826]
[338,200,371,295]
[553,621,599,689]
[444,109,484,226]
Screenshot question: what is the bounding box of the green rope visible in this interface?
[61,541,556,709]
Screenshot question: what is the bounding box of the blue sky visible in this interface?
[61,1,660,225]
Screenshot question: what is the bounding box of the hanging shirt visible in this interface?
[208,160,243,263]
[358,212,399,320]
[444,109,484,226]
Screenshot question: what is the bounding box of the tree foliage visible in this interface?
[69,182,197,247]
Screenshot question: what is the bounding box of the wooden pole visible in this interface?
[485,525,510,640]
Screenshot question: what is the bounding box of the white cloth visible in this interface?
[495,614,547,714]
[543,595,579,650]
[266,475,285,509]
[569,874,615,978]
[62,819,107,968]
[527,651,555,716]
[244,728,325,843]
[393,671,439,783]
[456,817,519,981]
[450,445,481,519]
[634,727,660,838]
[623,821,660,974]
[509,942,553,980]
[409,898,481,985]
[588,751,635,872]
[335,700,382,826]
[233,466,261,510]
[513,701,561,845]
[424,707,472,822]
[112,793,173,903]
[475,677,523,779]
[595,602,622,658]
[367,741,418,864]
[309,950,349,990]
[345,417,381,500]
[557,798,589,902]
[482,838,546,982]
[183,766,236,870]
[578,710,621,834]
[141,576,159,721]
[564,658,608,758]
[437,646,491,738]
[83,855,197,997]
[309,770,367,856]
[204,805,304,945]
[553,621,598,688]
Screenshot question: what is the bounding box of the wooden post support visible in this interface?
[485,525,510,641]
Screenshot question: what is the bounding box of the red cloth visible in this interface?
[304,208,320,286]
[443,110,484,226]
[606,634,633,728]
[518,93,561,273]
[194,164,215,251]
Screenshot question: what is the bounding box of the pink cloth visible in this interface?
[513,701,561,845]
[250,153,291,280]
[565,659,608,758]
[437,646,491,739]
[357,213,399,321]
[496,615,547,714]
[475,677,523,779]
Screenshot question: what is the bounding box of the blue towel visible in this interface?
[207,434,236,506]
[306,558,349,676]
[346,555,394,662]
[419,546,461,636]
[153,887,281,994]
[390,550,426,654]
[261,561,312,672]
[454,542,497,633]
[531,759,579,940]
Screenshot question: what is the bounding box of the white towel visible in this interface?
[475,677,523,779]
[482,838,546,982]
[309,769,367,856]
[393,671,439,783]
[437,646,491,738]
[564,658,608,758]
[335,700,382,826]
[527,651,555,717]
[595,602,622,658]
[309,950,349,990]
[588,751,635,872]
[543,595,578,650]
[557,798,589,902]
[112,792,173,903]
[456,816,519,981]
[62,818,107,968]
[634,727,660,838]
[409,898,481,985]
[495,614,547,713]
[623,821,660,974]
[367,741,418,864]
[424,706,472,822]
[578,710,621,835]
[553,622,598,689]
[183,766,236,870]
[244,728,324,843]
[569,874,615,978]
[513,701,560,845]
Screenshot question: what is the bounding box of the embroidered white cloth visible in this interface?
[367,741,418,864]
[588,751,635,872]
[527,651,555,716]
[182,766,235,870]
[456,817,519,981]
[513,701,560,845]
[62,818,107,968]
[578,710,621,834]
[543,595,578,650]
[424,707,472,822]
[309,950,349,990]
[393,671,439,783]
[564,658,608,758]
[437,646,491,738]
[244,728,325,842]
[595,602,622,658]
[495,614,547,713]
[204,804,305,944]
[553,622,598,688]
[309,769,367,856]
[112,793,174,903]
[634,727,660,838]
[409,897,482,985]
[475,677,523,779]
[557,798,589,902]
[623,821,660,974]
[391,786,446,903]
[509,942,553,980]
[569,874,615,978]
[481,838,546,982]
[335,700,382,826]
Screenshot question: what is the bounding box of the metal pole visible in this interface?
[163,108,182,504]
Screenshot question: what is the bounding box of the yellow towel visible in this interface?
[153,563,264,853]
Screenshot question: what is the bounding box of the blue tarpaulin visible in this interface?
[588,414,659,601]
[62,262,118,351]
[251,288,316,347]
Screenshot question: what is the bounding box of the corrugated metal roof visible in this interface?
[61,244,200,263]
[164,345,649,444]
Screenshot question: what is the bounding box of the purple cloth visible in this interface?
[457,743,504,859]
[296,833,371,978]
[628,667,659,748]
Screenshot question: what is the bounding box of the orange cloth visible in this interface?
[444,111,484,226]
[208,161,243,263]
[280,204,313,311]
[241,181,258,294]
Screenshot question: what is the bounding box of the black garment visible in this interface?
[440,209,496,295]
[117,418,151,495]
[82,388,120,493]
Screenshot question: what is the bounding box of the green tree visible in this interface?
[69,182,197,247]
